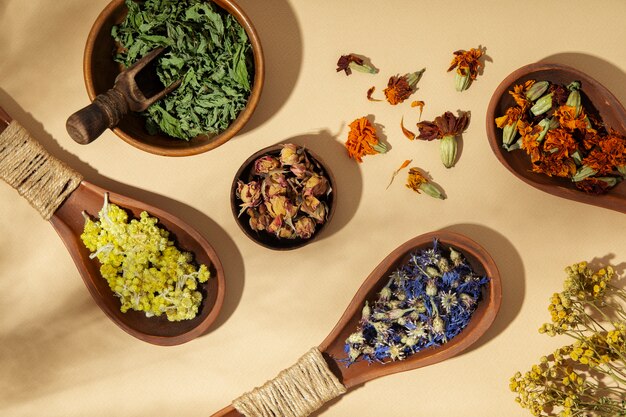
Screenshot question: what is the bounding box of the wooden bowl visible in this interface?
[231,144,336,250]
[486,63,626,213]
[83,0,264,156]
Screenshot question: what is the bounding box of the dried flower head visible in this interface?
[383,69,425,105]
[406,167,445,200]
[336,53,377,75]
[345,116,388,162]
[416,111,470,168]
[447,47,484,91]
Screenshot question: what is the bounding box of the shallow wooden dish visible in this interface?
[486,62,626,213]
[0,108,225,345]
[231,144,336,250]
[211,230,501,416]
[83,0,264,156]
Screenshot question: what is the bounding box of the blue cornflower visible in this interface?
[343,239,490,365]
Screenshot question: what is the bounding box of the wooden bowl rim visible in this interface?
[83,0,265,156]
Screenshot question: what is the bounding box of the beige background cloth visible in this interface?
[0,0,625,416]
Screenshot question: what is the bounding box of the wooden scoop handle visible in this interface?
[66,88,130,145]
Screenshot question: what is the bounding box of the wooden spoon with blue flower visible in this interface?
[211,230,501,417]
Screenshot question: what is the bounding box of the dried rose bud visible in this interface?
[267,215,283,236]
[280,143,303,166]
[301,195,327,223]
[294,217,316,239]
[290,163,308,179]
[278,226,297,239]
[303,174,330,197]
[254,155,281,174]
[266,195,289,218]
[236,180,262,216]
[262,177,287,200]
[248,208,271,231]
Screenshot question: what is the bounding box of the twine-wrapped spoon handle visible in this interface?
[0,120,82,220]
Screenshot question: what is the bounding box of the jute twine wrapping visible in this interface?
[232,347,347,417]
[0,120,82,220]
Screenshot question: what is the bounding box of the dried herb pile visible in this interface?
[112,0,253,140]
[344,239,489,365]
[496,79,626,194]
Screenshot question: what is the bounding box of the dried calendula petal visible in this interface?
[411,100,425,120]
[400,116,416,140]
[367,86,382,102]
[387,159,412,189]
[345,117,388,162]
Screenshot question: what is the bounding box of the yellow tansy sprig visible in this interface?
[511,261,626,417]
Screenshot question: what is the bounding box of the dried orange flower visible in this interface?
[345,117,387,163]
[406,168,445,199]
[554,105,590,131]
[447,47,484,91]
[384,69,425,105]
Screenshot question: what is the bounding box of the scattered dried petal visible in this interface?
[367,86,382,102]
[387,159,412,189]
[411,100,425,120]
[400,117,416,140]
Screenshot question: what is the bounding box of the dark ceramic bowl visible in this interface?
[231,144,336,250]
[486,62,626,213]
[83,0,264,156]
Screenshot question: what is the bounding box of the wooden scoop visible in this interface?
[0,106,224,346]
[210,230,502,417]
[66,47,181,145]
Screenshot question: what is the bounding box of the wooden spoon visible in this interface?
[0,106,224,346]
[210,230,502,417]
[486,62,626,214]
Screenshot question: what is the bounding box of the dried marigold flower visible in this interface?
[384,69,425,105]
[447,47,484,91]
[406,168,445,199]
[345,116,388,162]
[336,54,377,75]
[416,111,470,168]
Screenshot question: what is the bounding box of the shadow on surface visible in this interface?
[540,52,626,106]
[441,223,525,353]
[236,0,303,134]
[0,88,244,336]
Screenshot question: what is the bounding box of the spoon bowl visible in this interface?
[0,107,225,346]
[210,230,501,416]
[486,62,626,213]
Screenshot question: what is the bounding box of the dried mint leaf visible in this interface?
[112,0,253,141]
